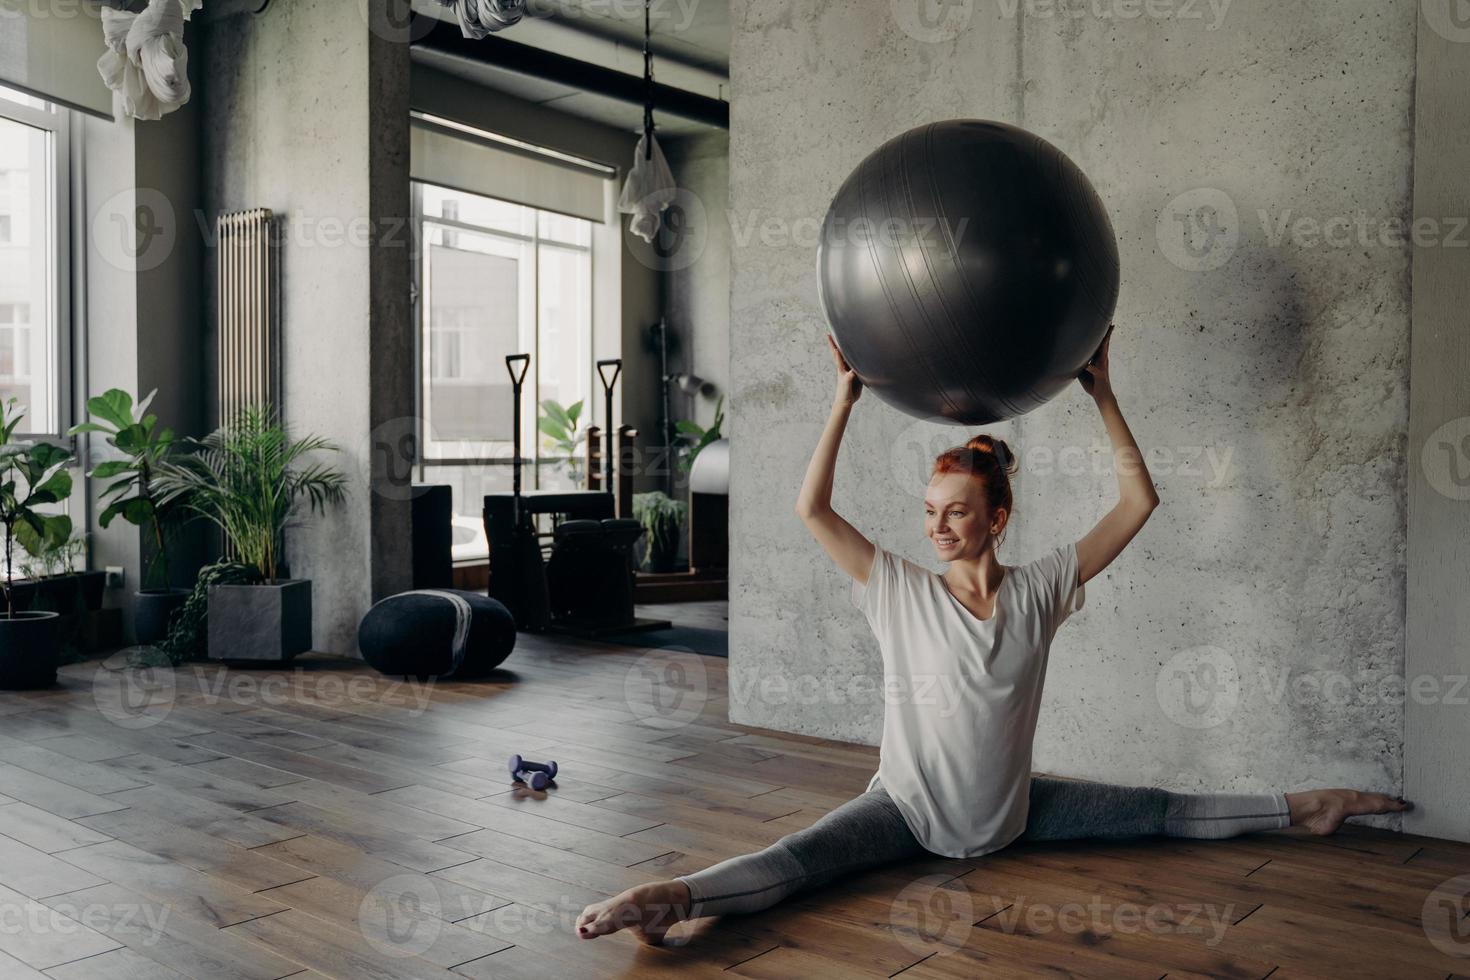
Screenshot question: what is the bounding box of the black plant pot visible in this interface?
[135,588,189,645]
[208,579,312,662]
[0,611,60,690]
[646,526,682,573]
[79,570,106,611]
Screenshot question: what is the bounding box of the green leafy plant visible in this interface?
[155,405,347,582]
[632,490,686,572]
[0,399,73,618]
[675,395,725,475]
[19,531,86,582]
[153,559,263,664]
[538,398,586,485]
[67,388,182,589]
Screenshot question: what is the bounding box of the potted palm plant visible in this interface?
[69,388,188,643]
[156,405,346,662]
[0,399,74,689]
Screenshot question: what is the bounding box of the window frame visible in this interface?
[410,179,595,473]
[0,89,73,445]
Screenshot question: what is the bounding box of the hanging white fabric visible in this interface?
[434,0,526,39]
[96,0,196,121]
[618,132,677,244]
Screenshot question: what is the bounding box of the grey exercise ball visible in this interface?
[816,119,1120,425]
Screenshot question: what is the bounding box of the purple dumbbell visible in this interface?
[507,754,558,779]
[513,767,550,791]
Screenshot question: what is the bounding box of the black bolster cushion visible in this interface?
[358,589,516,679]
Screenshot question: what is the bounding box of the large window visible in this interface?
[0,84,69,437]
[413,181,595,560]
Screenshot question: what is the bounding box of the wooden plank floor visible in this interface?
[0,631,1465,979]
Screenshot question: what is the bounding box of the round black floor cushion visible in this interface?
[358,589,516,679]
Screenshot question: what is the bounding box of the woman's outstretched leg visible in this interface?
[575,782,926,944]
[1017,775,1412,843]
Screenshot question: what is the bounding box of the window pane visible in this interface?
[422,184,532,237]
[418,463,514,562]
[537,210,590,247]
[536,243,591,458]
[0,86,49,112]
[424,235,526,445]
[0,114,54,432]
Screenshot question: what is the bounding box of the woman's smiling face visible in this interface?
[924,470,1004,561]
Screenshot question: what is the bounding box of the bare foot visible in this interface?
[575,880,693,945]
[1286,789,1412,836]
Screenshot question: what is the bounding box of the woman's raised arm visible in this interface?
[794,336,877,584]
[1075,325,1160,587]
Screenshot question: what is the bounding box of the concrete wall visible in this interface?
[81,111,140,610]
[729,0,1416,813]
[1405,4,1470,842]
[663,131,730,434]
[201,0,413,652]
[82,44,207,624]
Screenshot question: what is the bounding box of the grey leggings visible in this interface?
[675,776,1290,918]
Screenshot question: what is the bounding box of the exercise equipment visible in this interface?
[545,519,644,627]
[816,119,1119,425]
[596,359,622,494]
[508,754,559,779]
[411,484,453,589]
[484,352,670,637]
[484,487,615,632]
[513,767,550,790]
[508,754,557,790]
[487,354,553,631]
[358,589,516,678]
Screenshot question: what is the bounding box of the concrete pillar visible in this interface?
[1406,1,1470,843]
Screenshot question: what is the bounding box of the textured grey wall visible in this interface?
[729,0,1416,809]
[1406,4,1470,843]
[664,131,731,434]
[201,0,412,652]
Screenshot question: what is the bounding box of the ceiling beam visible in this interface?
[410,16,729,131]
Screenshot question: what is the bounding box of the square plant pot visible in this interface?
[208,579,312,662]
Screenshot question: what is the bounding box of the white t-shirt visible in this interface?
[851,541,1085,858]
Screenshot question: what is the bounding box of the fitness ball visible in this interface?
[816,119,1119,424]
